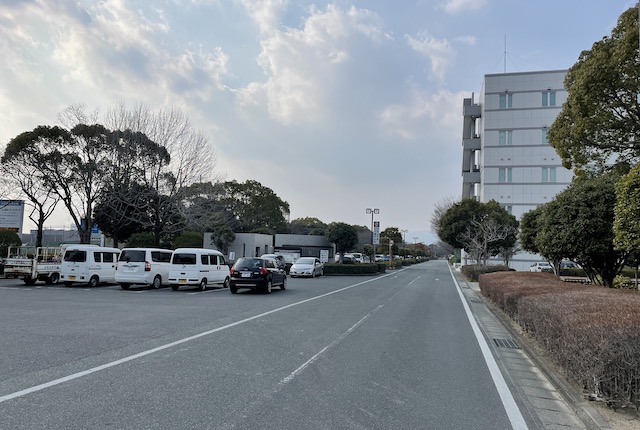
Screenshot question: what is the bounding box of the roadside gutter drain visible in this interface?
[493,338,520,349]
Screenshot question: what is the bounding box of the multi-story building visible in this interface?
[461,70,573,271]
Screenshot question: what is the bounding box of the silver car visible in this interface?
[290,257,324,277]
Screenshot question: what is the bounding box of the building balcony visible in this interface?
[462,170,480,183]
[463,137,481,150]
[463,103,481,118]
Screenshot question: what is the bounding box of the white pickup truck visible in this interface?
[4,246,65,285]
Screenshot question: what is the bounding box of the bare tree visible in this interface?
[430,196,458,239]
[103,102,219,188]
[458,219,518,266]
[0,160,59,247]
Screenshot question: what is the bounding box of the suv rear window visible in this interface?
[64,250,86,263]
[172,253,197,265]
[120,250,145,263]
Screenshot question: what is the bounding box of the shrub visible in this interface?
[323,263,383,275]
[461,264,513,282]
[480,271,640,407]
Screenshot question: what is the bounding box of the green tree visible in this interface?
[519,206,543,254]
[289,217,327,235]
[548,7,640,171]
[326,222,358,262]
[438,199,517,264]
[0,230,22,258]
[537,172,629,286]
[614,164,640,253]
[125,232,155,248]
[219,180,290,234]
[172,231,203,248]
[437,199,485,250]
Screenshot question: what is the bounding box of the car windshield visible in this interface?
[296,257,315,264]
[235,258,262,270]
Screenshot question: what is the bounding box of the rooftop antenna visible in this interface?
[504,35,507,73]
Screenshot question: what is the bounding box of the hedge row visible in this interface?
[323,263,386,275]
[461,264,513,282]
[479,271,640,408]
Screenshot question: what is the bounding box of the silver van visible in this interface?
[115,248,173,289]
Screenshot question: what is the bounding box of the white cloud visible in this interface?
[439,0,488,14]
[380,89,467,140]
[405,32,455,82]
[237,3,388,125]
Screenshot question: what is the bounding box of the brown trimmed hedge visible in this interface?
[479,271,640,408]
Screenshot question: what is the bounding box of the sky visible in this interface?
[0,0,634,245]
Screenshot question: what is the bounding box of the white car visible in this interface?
[290,257,324,277]
[530,262,553,272]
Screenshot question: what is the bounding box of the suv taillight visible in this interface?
[145,261,151,271]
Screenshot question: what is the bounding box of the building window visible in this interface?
[499,167,512,183]
[542,91,556,107]
[498,130,513,145]
[542,129,548,144]
[504,205,513,214]
[542,167,556,183]
[499,93,513,109]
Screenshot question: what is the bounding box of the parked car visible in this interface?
[229,257,286,294]
[530,262,553,273]
[60,245,121,287]
[116,248,173,289]
[560,261,579,269]
[169,248,230,291]
[259,253,286,271]
[290,257,324,277]
[349,252,364,263]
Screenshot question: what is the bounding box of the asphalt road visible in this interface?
[0,260,524,429]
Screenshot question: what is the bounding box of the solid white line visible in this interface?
[447,264,528,430]
[0,272,396,404]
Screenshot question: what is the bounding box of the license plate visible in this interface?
[179,279,187,284]
[241,272,252,278]
[68,276,76,280]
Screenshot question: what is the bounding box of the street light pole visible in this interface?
[366,208,379,260]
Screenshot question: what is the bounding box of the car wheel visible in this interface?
[120,283,130,290]
[281,276,287,290]
[88,276,99,288]
[152,276,162,289]
[264,279,272,294]
[171,285,179,291]
[199,279,207,291]
[230,284,238,294]
[223,276,230,288]
[48,273,60,285]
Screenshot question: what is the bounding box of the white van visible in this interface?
[60,245,121,287]
[169,248,230,291]
[115,248,173,290]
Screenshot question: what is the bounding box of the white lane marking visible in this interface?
[407,275,422,286]
[0,272,397,404]
[447,264,528,430]
[278,305,384,387]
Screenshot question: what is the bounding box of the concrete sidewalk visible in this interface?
[452,269,612,430]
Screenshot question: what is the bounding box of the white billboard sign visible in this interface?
[0,200,24,232]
